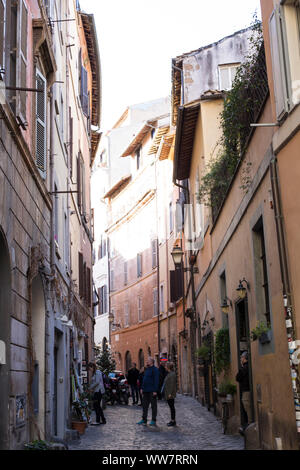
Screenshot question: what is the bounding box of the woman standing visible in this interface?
[162,362,177,426]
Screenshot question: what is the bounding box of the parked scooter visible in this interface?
[118,377,129,405]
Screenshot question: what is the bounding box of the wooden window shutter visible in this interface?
[17,0,28,119]
[69,107,73,177]
[80,66,88,116]
[269,7,290,120]
[170,270,176,303]
[36,70,47,177]
[0,0,5,78]
[77,154,82,212]
[152,239,157,268]
[103,285,107,313]
[137,253,142,277]
[86,267,91,307]
[78,252,84,297]
[98,287,102,315]
[83,261,86,301]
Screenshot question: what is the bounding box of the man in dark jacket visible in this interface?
[127,363,140,405]
[236,351,251,432]
[158,360,168,400]
[137,357,159,426]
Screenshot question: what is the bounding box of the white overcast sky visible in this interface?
[80,0,262,131]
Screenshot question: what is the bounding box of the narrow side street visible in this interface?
[69,395,244,451]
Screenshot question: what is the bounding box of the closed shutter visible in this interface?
[18,0,28,119]
[36,70,47,177]
[124,260,128,285]
[77,155,82,212]
[80,66,88,116]
[269,6,290,120]
[98,288,102,315]
[103,285,107,313]
[153,288,158,316]
[137,253,142,277]
[152,239,157,268]
[69,107,73,177]
[86,267,91,307]
[170,268,183,302]
[0,0,5,78]
[78,252,84,297]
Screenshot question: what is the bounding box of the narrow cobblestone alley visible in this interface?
[69,395,244,451]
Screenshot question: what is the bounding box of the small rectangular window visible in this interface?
[218,63,240,90]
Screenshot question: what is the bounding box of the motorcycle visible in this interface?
[118,377,129,405]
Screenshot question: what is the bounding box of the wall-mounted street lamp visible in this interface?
[171,245,198,273]
[236,278,250,300]
[221,296,233,314]
[171,245,184,268]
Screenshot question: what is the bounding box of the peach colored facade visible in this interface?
[170,3,300,449]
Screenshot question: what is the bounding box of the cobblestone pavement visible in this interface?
[69,394,244,451]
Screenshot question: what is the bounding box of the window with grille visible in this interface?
[36,70,47,178]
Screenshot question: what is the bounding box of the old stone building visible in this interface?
[0,0,101,449]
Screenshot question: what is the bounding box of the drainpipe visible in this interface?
[270,157,300,439]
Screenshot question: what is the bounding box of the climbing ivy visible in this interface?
[197,15,268,221]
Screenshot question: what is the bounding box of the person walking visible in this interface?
[236,351,251,433]
[162,362,177,426]
[88,362,106,425]
[127,362,140,405]
[137,357,159,426]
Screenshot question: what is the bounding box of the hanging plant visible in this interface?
[250,320,271,343]
[215,328,231,375]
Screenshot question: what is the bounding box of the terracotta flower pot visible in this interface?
[72,421,86,434]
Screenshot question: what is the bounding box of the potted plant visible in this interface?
[71,395,91,434]
[217,380,237,402]
[250,320,271,344]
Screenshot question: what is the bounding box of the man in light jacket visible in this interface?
[88,362,106,425]
[137,357,159,426]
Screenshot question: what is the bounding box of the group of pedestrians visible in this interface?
[133,357,177,427]
[87,357,177,427]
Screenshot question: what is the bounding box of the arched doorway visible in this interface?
[125,351,132,373]
[0,229,11,449]
[30,274,46,440]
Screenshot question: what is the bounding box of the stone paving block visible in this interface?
[69,394,244,451]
